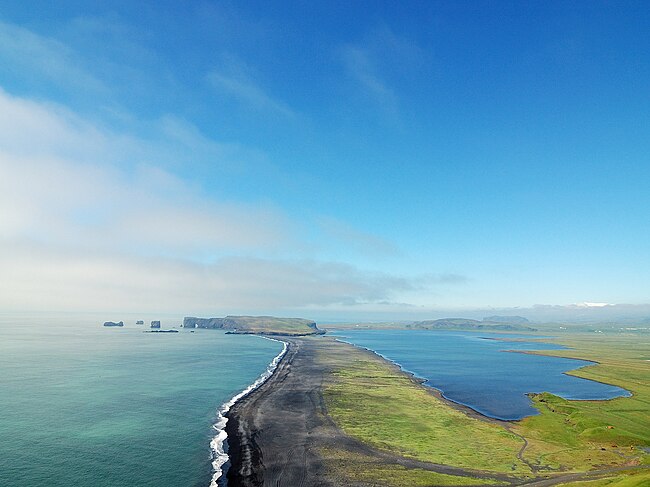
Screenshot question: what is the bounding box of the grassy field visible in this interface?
[319,448,505,486]
[320,341,531,475]
[511,334,650,473]
[225,315,321,335]
[183,315,322,335]
[320,332,649,485]
[557,468,650,486]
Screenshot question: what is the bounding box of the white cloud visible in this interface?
[207,56,295,117]
[341,45,397,109]
[0,87,291,253]
[0,87,109,159]
[318,217,399,256]
[573,302,611,308]
[0,151,292,252]
[0,20,106,93]
[0,241,419,313]
[340,25,424,114]
[0,87,433,313]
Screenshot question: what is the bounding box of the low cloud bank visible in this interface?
[0,88,439,314]
[0,241,421,313]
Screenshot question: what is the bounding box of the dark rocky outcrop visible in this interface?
[135,320,144,325]
[103,321,124,327]
[150,320,161,328]
[182,317,226,329]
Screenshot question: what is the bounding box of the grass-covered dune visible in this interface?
[182,315,323,336]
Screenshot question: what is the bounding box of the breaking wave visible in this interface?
[209,337,288,486]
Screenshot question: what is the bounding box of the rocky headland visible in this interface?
[182,315,323,336]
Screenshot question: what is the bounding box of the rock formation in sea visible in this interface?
[150,320,161,328]
[103,321,124,327]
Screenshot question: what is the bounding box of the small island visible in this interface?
[103,321,124,327]
[150,320,161,329]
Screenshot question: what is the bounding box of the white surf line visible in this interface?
[209,337,288,487]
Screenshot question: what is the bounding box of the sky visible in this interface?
[0,1,649,320]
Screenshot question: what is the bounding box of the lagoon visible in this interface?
[335,329,629,420]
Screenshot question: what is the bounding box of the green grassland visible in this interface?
[320,341,531,475]
[557,468,650,486]
[512,334,650,472]
[182,315,322,335]
[319,448,504,486]
[225,315,322,335]
[320,333,649,485]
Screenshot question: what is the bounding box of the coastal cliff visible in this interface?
[182,315,323,336]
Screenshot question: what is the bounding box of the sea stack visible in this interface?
[136,320,144,325]
[150,320,161,329]
[103,321,124,327]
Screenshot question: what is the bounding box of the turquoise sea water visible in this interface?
[335,329,630,420]
[0,316,282,487]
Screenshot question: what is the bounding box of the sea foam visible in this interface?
[209,337,288,486]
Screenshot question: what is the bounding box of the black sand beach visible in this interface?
[224,337,648,487]
[225,338,327,486]
[225,337,517,486]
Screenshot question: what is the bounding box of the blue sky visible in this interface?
[0,1,649,318]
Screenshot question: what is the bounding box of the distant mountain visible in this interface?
[412,318,536,332]
[182,315,323,336]
[482,315,531,325]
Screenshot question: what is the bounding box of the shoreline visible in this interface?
[223,338,307,487]
[209,337,288,487]
[335,336,631,422]
[223,337,521,486]
[218,334,649,487]
[513,349,634,400]
[333,337,514,425]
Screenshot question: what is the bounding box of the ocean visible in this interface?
[335,329,630,420]
[0,315,283,487]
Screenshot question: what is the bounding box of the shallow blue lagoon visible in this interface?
[0,315,282,487]
[335,329,629,420]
